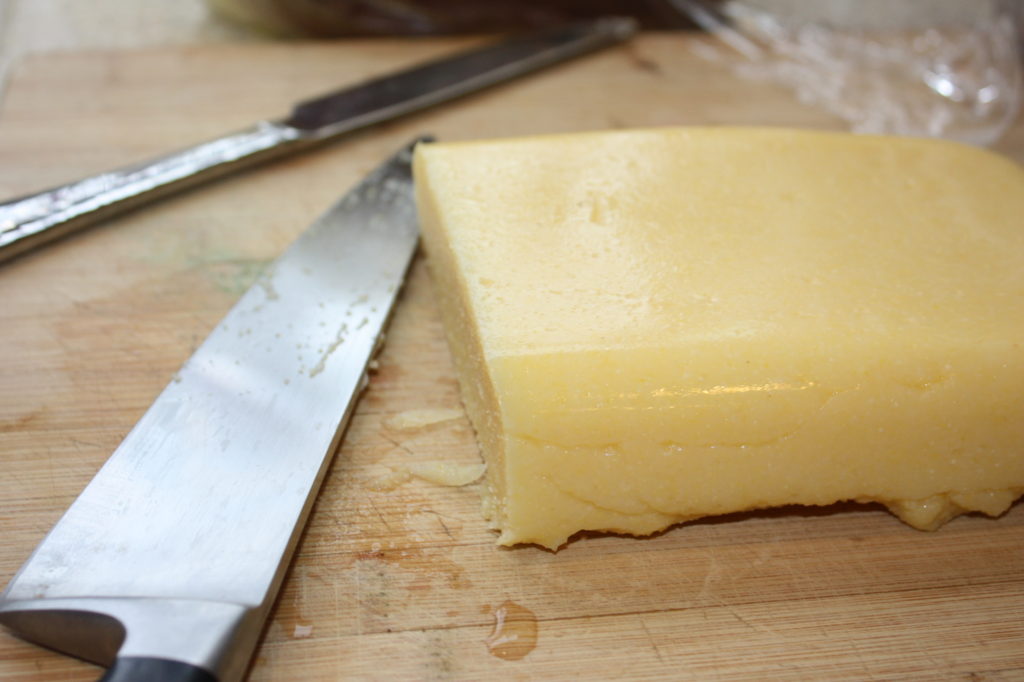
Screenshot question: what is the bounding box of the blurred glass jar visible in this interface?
[205,0,703,37]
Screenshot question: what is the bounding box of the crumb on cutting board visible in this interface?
[383,408,464,431]
[368,463,486,491]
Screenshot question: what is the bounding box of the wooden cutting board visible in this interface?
[1,35,1022,681]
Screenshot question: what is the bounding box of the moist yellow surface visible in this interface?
[413,127,1024,550]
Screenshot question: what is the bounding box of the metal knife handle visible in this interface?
[0,120,304,263]
[0,18,636,265]
[100,657,218,682]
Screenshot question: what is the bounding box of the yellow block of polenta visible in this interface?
[413,127,1024,549]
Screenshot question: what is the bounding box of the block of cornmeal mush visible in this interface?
[412,127,1024,549]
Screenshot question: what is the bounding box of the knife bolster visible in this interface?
[0,597,256,681]
[0,601,124,665]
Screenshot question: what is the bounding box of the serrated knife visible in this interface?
[0,17,636,263]
[0,138,427,681]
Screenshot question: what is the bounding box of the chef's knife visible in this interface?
[0,138,425,681]
[0,17,636,263]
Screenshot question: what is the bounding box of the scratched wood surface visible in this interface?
[0,35,1022,681]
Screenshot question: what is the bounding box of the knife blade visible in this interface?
[0,17,635,263]
[0,138,427,681]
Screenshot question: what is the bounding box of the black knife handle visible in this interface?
[100,657,218,682]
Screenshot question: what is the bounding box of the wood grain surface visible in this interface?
[1,35,1022,681]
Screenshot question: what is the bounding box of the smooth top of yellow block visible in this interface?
[415,127,1024,358]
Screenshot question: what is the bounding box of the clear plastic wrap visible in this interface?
[678,0,1023,145]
